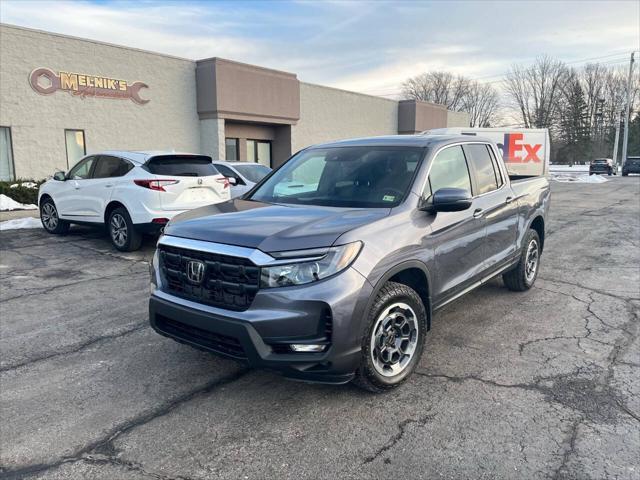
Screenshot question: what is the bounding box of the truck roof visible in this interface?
[310,134,494,149]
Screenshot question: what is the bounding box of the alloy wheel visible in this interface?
[370,302,419,377]
[525,239,539,283]
[110,213,128,247]
[41,203,58,230]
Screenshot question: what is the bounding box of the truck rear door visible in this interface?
[463,143,519,273]
[146,155,230,211]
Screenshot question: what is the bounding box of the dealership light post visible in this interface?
[621,52,635,169]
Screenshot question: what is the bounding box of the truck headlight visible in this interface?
[260,242,362,288]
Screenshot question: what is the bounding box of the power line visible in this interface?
[356,52,635,96]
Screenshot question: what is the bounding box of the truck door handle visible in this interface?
[505,196,514,204]
[473,208,484,218]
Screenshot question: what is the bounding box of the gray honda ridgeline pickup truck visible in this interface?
[149,134,550,392]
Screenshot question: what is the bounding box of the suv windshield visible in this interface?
[249,146,424,208]
[234,164,271,183]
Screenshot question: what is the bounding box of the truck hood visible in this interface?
[163,199,390,253]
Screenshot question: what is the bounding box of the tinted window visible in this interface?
[249,146,423,208]
[68,156,96,180]
[466,144,499,194]
[93,156,132,178]
[225,138,239,161]
[146,155,218,177]
[425,145,472,198]
[486,145,503,187]
[234,164,271,183]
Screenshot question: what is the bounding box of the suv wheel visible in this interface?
[40,198,70,234]
[503,229,541,291]
[353,281,427,393]
[108,207,142,252]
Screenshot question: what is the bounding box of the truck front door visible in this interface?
[423,145,487,305]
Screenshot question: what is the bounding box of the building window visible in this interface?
[0,127,15,181]
[247,139,271,167]
[65,129,86,169]
[225,138,239,161]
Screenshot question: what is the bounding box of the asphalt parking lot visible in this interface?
[1,177,639,480]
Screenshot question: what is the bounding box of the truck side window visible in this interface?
[486,145,504,188]
[466,144,499,194]
[425,145,473,199]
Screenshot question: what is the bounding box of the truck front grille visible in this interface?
[158,244,260,311]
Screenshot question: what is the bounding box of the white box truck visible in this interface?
[424,128,550,178]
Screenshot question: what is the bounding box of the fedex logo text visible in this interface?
[499,133,542,163]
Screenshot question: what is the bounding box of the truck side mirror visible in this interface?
[420,188,472,212]
[227,177,237,186]
[53,171,66,181]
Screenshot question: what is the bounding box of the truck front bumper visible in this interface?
[149,267,372,384]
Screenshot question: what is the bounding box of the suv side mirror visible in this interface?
[227,177,237,186]
[53,171,66,181]
[420,188,472,212]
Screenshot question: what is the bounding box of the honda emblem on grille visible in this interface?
[186,260,205,284]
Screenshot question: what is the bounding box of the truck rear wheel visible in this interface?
[503,229,541,291]
[353,282,427,393]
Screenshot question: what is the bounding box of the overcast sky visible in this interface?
[1,0,638,96]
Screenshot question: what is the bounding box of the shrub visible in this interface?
[0,179,46,206]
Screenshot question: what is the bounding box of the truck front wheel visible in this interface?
[353,282,427,393]
[503,229,541,291]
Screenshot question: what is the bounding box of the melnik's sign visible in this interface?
[29,68,149,105]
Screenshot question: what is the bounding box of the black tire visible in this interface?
[108,207,142,252]
[353,282,427,393]
[39,197,70,234]
[622,172,628,177]
[502,229,541,292]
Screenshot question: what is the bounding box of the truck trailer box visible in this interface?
[425,128,550,177]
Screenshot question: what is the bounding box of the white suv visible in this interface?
[38,151,230,251]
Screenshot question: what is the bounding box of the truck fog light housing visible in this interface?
[290,344,327,353]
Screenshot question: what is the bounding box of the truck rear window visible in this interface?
[146,155,218,177]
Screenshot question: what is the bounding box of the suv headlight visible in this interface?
[260,241,363,288]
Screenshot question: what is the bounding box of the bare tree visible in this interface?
[402,71,500,126]
[580,63,607,132]
[402,71,470,110]
[462,82,500,127]
[503,55,567,128]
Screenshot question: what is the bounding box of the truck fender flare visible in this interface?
[359,260,433,337]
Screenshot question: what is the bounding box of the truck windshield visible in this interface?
[248,146,424,208]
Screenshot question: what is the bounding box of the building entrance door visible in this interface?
[247,140,272,167]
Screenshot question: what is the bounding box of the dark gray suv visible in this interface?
[149,134,550,392]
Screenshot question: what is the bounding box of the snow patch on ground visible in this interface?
[0,194,37,211]
[0,217,42,231]
[549,164,590,173]
[551,173,608,183]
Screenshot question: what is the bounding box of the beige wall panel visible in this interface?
[291,83,398,152]
[0,25,200,178]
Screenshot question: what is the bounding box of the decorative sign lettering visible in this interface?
[29,68,149,105]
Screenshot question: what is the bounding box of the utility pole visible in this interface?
[612,111,621,167]
[621,52,635,169]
